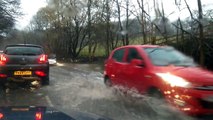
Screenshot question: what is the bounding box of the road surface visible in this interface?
[0,63,210,120]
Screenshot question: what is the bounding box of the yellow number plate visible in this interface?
[14,71,32,76]
[12,108,29,111]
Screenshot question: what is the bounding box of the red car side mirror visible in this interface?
[130,59,144,67]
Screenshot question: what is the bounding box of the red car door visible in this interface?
[108,48,127,86]
[124,47,149,93]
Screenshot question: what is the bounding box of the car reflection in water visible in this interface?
[0,106,112,120]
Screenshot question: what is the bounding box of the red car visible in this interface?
[104,45,213,115]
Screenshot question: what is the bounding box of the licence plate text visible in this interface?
[14,71,32,76]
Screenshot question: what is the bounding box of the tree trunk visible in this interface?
[197,0,204,66]
[87,0,92,61]
[125,0,129,45]
[176,19,179,43]
[116,0,125,46]
[106,0,110,56]
[141,0,147,44]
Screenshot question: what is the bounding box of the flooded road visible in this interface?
[0,63,211,120]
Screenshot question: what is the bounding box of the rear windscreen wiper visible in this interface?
[22,53,37,56]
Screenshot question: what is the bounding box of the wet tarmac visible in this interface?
[0,63,212,120]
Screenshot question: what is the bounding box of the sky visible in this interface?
[15,0,47,30]
[15,0,213,30]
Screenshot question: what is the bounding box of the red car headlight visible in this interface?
[156,73,191,88]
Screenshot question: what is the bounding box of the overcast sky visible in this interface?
[15,0,213,30]
[15,0,47,30]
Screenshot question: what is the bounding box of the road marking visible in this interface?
[45,96,54,107]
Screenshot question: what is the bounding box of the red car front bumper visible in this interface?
[163,86,213,115]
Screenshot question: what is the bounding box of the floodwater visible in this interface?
[0,63,210,120]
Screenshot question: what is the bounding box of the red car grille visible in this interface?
[194,86,213,91]
[199,99,213,109]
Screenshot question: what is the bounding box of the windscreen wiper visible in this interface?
[22,53,37,56]
[147,48,159,54]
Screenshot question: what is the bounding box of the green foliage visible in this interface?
[80,45,106,57]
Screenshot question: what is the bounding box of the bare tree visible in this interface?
[102,0,110,55]
[137,0,147,44]
[184,0,204,66]
[197,0,204,66]
[87,0,93,61]
[160,1,168,43]
[115,0,125,45]
[0,0,21,38]
[125,0,130,45]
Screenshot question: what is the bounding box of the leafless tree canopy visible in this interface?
[2,0,213,67]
